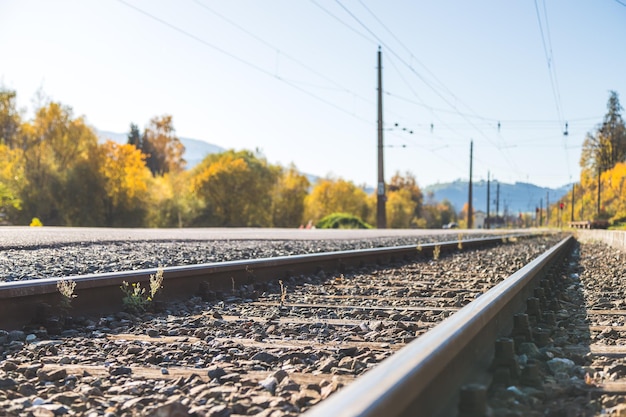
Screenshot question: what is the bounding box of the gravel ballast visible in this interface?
[0,235,564,416]
[0,235,494,282]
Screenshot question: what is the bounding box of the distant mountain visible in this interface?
[97,130,224,168]
[424,180,571,214]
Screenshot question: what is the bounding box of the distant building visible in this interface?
[474,210,486,229]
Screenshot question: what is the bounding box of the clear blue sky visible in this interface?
[2,0,625,189]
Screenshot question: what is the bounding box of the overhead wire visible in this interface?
[191,0,426,128]
[114,0,372,124]
[534,0,564,124]
[533,0,571,179]
[333,0,516,159]
[354,0,490,125]
[333,0,529,180]
[335,0,588,187]
[384,51,478,145]
[191,0,364,97]
[311,0,476,167]
[117,0,591,188]
[193,0,438,132]
[309,0,376,44]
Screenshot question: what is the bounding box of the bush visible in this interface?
[609,217,626,230]
[30,217,43,227]
[315,213,372,229]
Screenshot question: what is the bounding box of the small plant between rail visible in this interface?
[120,267,164,313]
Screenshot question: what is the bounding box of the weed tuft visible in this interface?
[433,245,441,261]
[278,280,287,307]
[121,267,164,313]
[57,278,76,309]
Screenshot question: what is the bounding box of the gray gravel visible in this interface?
[0,235,492,282]
[0,235,563,416]
[486,240,626,417]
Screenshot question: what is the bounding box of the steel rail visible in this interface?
[0,233,534,330]
[303,235,574,417]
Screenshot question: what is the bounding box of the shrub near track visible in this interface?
[315,213,372,229]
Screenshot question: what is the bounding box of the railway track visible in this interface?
[0,232,591,416]
[0,233,531,330]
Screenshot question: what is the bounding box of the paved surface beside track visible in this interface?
[0,227,528,248]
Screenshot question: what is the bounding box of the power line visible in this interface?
[354,0,474,115]
[534,0,565,125]
[192,0,362,97]
[333,1,511,153]
[309,0,376,44]
[387,90,601,128]
[533,0,571,179]
[115,0,372,124]
[193,0,424,129]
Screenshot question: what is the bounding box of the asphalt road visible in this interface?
[0,226,510,249]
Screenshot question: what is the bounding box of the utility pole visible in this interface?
[376,47,386,229]
[504,200,508,227]
[539,198,543,227]
[467,140,473,229]
[571,183,575,222]
[486,171,490,229]
[546,191,550,226]
[496,182,500,219]
[597,165,601,218]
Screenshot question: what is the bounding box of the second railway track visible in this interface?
[0,232,572,416]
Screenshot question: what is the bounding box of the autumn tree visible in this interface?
[303,178,370,223]
[141,115,186,176]
[420,192,457,228]
[386,188,417,228]
[0,88,21,148]
[146,171,196,227]
[386,171,424,228]
[190,150,279,226]
[0,144,23,221]
[603,162,626,222]
[271,165,310,227]
[580,91,626,174]
[127,123,142,149]
[99,140,151,226]
[62,145,106,226]
[16,101,101,225]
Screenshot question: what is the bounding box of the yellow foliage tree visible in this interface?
[386,171,424,228]
[0,89,21,148]
[271,165,310,227]
[605,162,626,222]
[16,101,101,224]
[146,171,195,227]
[0,144,24,220]
[420,195,457,229]
[386,188,417,228]
[303,178,369,223]
[190,150,279,226]
[142,115,186,176]
[99,140,151,226]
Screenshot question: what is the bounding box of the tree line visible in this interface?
[0,89,457,228]
[549,91,626,228]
